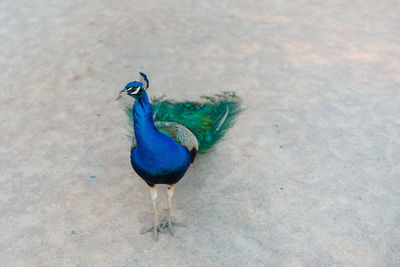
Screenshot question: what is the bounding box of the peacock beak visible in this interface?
[116,88,128,100]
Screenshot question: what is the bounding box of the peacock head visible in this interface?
[118,81,145,99]
[117,72,149,100]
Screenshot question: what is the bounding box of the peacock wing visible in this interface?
[154,121,198,152]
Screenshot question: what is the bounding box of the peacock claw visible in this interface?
[161,219,185,236]
[161,220,175,236]
[141,224,165,241]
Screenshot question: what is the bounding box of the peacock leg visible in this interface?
[161,184,178,235]
[141,185,164,241]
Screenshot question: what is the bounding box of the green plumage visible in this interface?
[125,92,241,153]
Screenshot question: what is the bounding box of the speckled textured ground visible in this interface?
[1,0,399,266]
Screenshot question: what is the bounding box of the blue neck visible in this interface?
[132,92,158,148]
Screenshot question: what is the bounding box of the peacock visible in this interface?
[117,72,241,241]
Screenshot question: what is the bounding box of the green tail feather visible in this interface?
[125,92,242,153]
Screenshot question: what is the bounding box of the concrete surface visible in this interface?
[1,0,399,266]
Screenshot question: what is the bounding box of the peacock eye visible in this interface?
[130,86,141,94]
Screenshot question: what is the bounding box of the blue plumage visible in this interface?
[129,89,191,186]
[118,73,241,240]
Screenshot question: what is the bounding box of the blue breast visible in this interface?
[130,132,191,185]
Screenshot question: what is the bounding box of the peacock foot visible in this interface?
[161,218,185,236]
[141,224,165,241]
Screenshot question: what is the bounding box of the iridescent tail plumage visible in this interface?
[125,92,242,153]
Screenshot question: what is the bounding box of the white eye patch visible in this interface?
[130,86,140,94]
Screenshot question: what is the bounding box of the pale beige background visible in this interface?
[1,0,399,266]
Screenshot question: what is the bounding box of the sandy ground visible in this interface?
[1,0,400,266]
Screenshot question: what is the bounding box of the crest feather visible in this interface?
[139,72,149,89]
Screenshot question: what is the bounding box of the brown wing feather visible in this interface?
[154,121,199,152]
